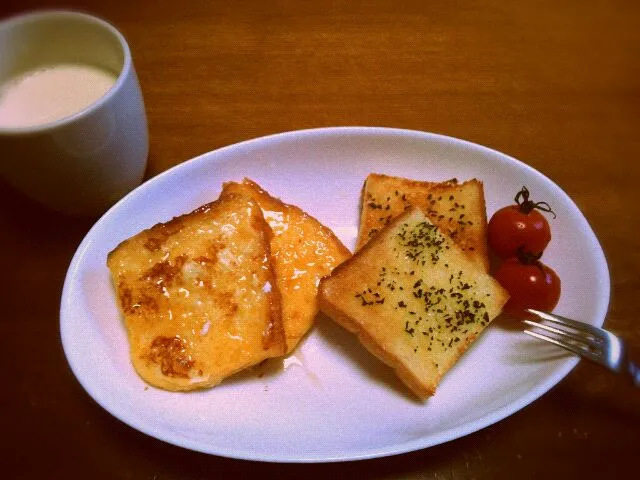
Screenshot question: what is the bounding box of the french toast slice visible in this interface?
[356,173,489,272]
[107,193,286,391]
[319,206,508,399]
[221,179,351,353]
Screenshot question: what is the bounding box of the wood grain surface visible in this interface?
[1,1,639,478]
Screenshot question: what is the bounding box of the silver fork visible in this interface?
[523,309,640,387]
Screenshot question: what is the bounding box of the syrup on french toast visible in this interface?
[221,179,351,353]
[107,193,285,391]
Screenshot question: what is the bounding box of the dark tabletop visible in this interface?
[2,1,639,478]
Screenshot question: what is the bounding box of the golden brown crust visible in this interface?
[356,174,444,250]
[221,178,351,353]
[318,291,436,398]
[321,206,439,398]
[319,206,508,400]
[356,173,489,272]
[249,203,286,352]
[107,193,286,391]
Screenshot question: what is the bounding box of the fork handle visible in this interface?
[628,361,640,388]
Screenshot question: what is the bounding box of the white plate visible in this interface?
[60,127,609,462]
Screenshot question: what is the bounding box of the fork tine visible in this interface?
[523,330,590,359]
[526,309,604,337]
[523,319,600,349]
[523,323,604,364]
[524,310,635,379]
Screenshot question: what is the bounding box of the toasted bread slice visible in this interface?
[221,179,351,353]
[356,174,489,272]
[107,193,285,391]
[319,206,508,399]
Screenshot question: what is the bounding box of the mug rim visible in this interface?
[0,9,133,136]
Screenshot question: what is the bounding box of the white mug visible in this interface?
[0,10,148,216]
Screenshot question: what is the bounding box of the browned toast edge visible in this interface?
[320,205,508,399]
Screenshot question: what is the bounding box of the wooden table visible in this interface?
[2,1,639,478]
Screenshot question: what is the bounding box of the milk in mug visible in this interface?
[0,64,117,128]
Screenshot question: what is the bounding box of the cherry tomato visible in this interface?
[488,186,555,257]
[494,257,561,318]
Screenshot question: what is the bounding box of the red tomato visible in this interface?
[488,206,551,257]
[488,186,555,257]
[494,257,561,318]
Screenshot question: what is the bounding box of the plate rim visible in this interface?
[60,126,610,463]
